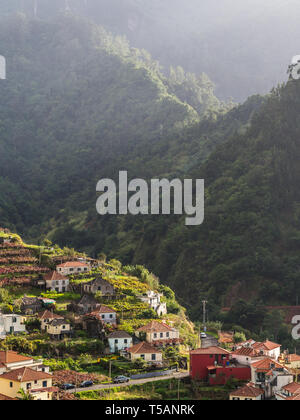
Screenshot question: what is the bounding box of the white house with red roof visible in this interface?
[230,382,265,401]
[252,340,281,360]
[56,261,90,276]
[136,321,180,346]
[127,341,163,364]
[251,358,293,399]
[85,305,117,325]
[276,382,300,400]
[0,350,44,375]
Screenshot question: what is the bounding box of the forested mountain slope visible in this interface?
[1,0,300,100]
[0,14,227,235]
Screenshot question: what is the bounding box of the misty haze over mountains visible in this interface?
[1,0,300,99]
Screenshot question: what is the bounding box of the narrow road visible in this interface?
[68,372,189,393]
[201,336,219,348]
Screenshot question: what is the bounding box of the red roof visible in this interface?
[0,351,32,365]
[232,347,258,357]
[251,358,284,371]
[57,261,89,268]
[282,382,300,395]
[38,310,64,320]
[128,342,162,354]
[0,367,52,382]
[44,271,68,281]
[190,346,230,355]
[0,393,17,400]
[287,354,300,363]
[137,321,174,333]
[230,383,264,398]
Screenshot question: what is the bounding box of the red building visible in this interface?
[190,346,251,385]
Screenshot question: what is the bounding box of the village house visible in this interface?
[44,271,69,293]
[281,353,300,369]
[190,346,251,385]
[231,346,265,367]
[276,382,300,400]
[0,367,57,400]
[21,296,43,315]
[127,342,163,365]
[68,294,101,315]
[252,340,281,360]
[56,261,90,276]
[108,331,133,353]
[137,291,167,316]
[88,305,117,326]
[83,277,115,296]
[250,358,293,399]
[45,318,72,340]
[136,321,180,346]
[0,313,26,339]
[0,351,45,375]
[229,382,265,401]
[37,310,64,331]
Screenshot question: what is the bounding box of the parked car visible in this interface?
[61,383,75,390]
[80,380,94,388]
[200,332,207,339]
[113,375,130,384]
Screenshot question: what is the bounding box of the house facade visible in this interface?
[89,305,117,325]
[0,367,57,400]
[44,271,69,293]
[230,383,265,400]
[21,297,43,315]
[136,321,180,345]
[0,314,26,339]
[276,382,300,400]
[45,318,72,340]
[127,342,163,364]
[190,346,251,385]
[251,358,293,399]
[56,261,90,276]
[138,291,167,316]
[83,278,115,296]
[108,331,133,353]
[38,310,64,331]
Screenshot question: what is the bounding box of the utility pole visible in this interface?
[202,300,208,332]
[109,360,112,380]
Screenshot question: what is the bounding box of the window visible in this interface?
[124,339,128,344]
[152,354,156,361]
[115,339,118,344]
[12,317,17,323]
[70,268,74,272]
[109,314,113,319]
[166,332,169,338]
[26,383,31,390]
[160,333,163,338]
[141,354,145,360]
[9,382,13,388]
[101,315,105,319]
[43,381,47,388]
[154,333,157,338]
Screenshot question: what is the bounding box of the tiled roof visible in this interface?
[230,383,264,398]
[287,394,300,400]
[57,261,89,268]
[0,367,52,382]
[282,382,300,394]
[44,271,68,281]
[251,358,284,371]
[38,310,64,320]
[190,346,230,355]
[287,354,300,363]
[252,340,280,351]
[128,342,162,354]
[108,331,132,339]
[47,318,68,327]
[0,350,32,365]
[0,393,17,400]
[95,305,116,314]
[137,321,174,333]
[232,347,258,357]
